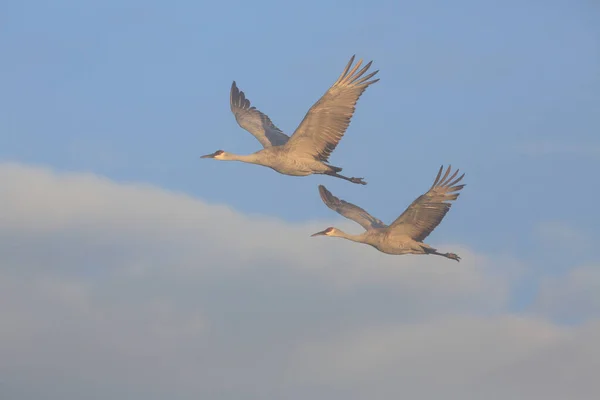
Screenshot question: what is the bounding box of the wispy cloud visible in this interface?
[534,264,600,322]
[536,220,593,252]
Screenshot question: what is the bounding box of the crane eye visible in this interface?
[214,150,224,155]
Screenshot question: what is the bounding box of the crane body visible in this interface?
[201,55,379,185]
[312,165,466,261]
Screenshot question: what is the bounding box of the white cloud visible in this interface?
[0,162,507,303]
[536,220,593,253]
[287,315,597,400]
[0,162,598,399]
[534,264,600,321]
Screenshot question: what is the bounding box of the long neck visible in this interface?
[222,152,261,164]
[332,230,368,244]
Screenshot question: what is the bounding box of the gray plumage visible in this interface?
[311,165,465,261]
[229,82,289,148]
[201,55,379,185]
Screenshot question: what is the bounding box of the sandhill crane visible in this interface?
[200,55,379,185]
[311,165,465,261]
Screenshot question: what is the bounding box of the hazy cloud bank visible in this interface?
[1,163,598,399]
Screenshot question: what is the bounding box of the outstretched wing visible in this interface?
[230,81,290,148]
[318,185,386,230]
[388,166,465,242]
[284,55,379,161]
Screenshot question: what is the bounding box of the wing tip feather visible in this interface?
[336,55,379,86]
[318,184,340,207]
[431,165,444,188]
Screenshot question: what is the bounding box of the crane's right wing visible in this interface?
[230,81,290,148]
[388,166,465,242]
[318,185,386,230]
[284,56,379,162]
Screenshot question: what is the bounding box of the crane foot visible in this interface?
[445,253,461,262]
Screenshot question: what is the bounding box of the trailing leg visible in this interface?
[441,252,460,261]
[432,250,461,262]
[325,171,367,185]
[422,245,461,262]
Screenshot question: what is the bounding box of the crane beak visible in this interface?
[200,152,218,159]
[310,230,328,237]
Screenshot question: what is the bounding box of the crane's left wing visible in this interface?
[230,81,290,148]
[284,55,379,161]
[388,166,465,242]
[318,185,386,230]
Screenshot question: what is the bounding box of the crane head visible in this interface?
[200,150,225,159]
[310,227,336,237]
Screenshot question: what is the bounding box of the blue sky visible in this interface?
[1,1,600,398]
[2,0,598,258]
